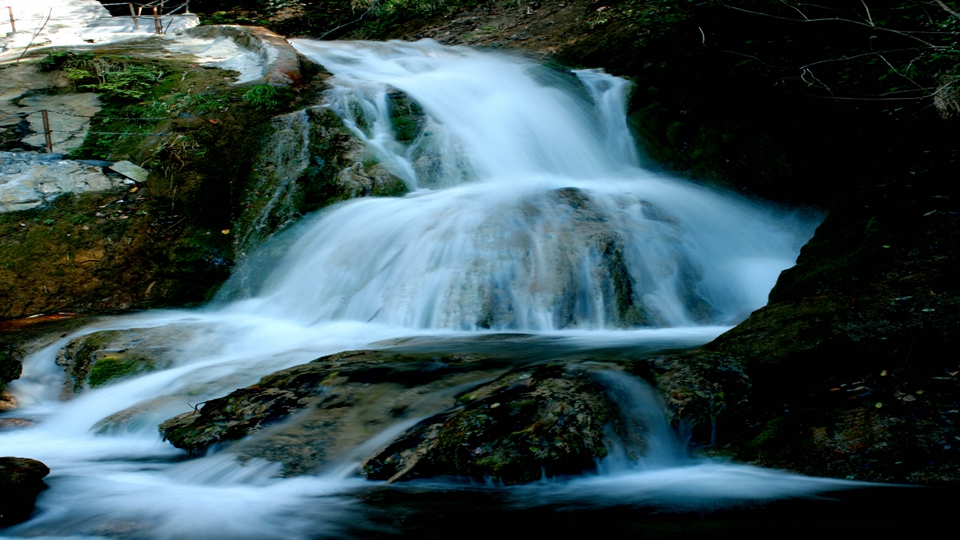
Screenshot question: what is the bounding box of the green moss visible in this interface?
[242,84,294,112]
[387,91,425,144]
[88,354,155,388]
[371,177,409,197]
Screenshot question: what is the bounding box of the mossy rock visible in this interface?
[55,328,185,396]
[158,350,508,468]
[363,363,620,484]
[87,354,156,388]
[386,89,426,144]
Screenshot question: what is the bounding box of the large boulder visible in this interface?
[159,350,509,476]
[363,363,619,484]
[0,457,49,527]
[157,349,666,482]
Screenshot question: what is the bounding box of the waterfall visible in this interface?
[0,40,861,540]
[217,39,816,331]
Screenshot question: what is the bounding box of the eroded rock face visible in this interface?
[363,363,618,484]
[0,457,50,527]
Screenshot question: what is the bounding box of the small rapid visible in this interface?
[0,40,879,539]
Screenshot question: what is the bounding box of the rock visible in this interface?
[363,363,619,484]
[337,161,408,199]
[17,93,101,154]
[54,326,198,398]
[0,418,33,431]
[107,161,149,183]
[652,352,750,448]
[0,158,121,213]
[685,181,960,482]
[157,350,648,483]
[179,25,302,86]
[0,457,49,527]
[159,350,507,476]
[0,342,22,389]
[387,89,426,144]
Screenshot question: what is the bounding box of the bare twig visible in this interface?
[875,53,926,90]
[723,4,941,48]
[933,0,960,19]
[795,47,940,70]
[780,0,810,20]
[861,0,874,27]
[801,67,832,91]
[15,8,52,65]
[319,1,379,40]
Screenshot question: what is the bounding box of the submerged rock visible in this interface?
[0,457,49,527]
[363,363,619,484]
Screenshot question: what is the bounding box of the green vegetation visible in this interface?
[88,354,156,388]
[38,52,164,100]
[242,84,290,111]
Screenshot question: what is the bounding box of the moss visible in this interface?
[371,177,409,197]
[387,91,425,144]
[87,354,155,388]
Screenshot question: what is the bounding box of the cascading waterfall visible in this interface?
[0,39,876,540]
[220,39,815,330]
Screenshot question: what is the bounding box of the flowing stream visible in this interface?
[0,40,920,539]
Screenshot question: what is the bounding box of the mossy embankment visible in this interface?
[0,37,402,322]
[1,44,302,320]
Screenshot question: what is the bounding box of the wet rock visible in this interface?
[0,342,21,390]
[0,457,49,527]
[337,161,407,199]
[652,352,750,447]
[55,326,198,397]
[363,363,618,484]
[159,350,506,475]
[0,418,33,431]
[690,183,960,482]
[386,89,426,144]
